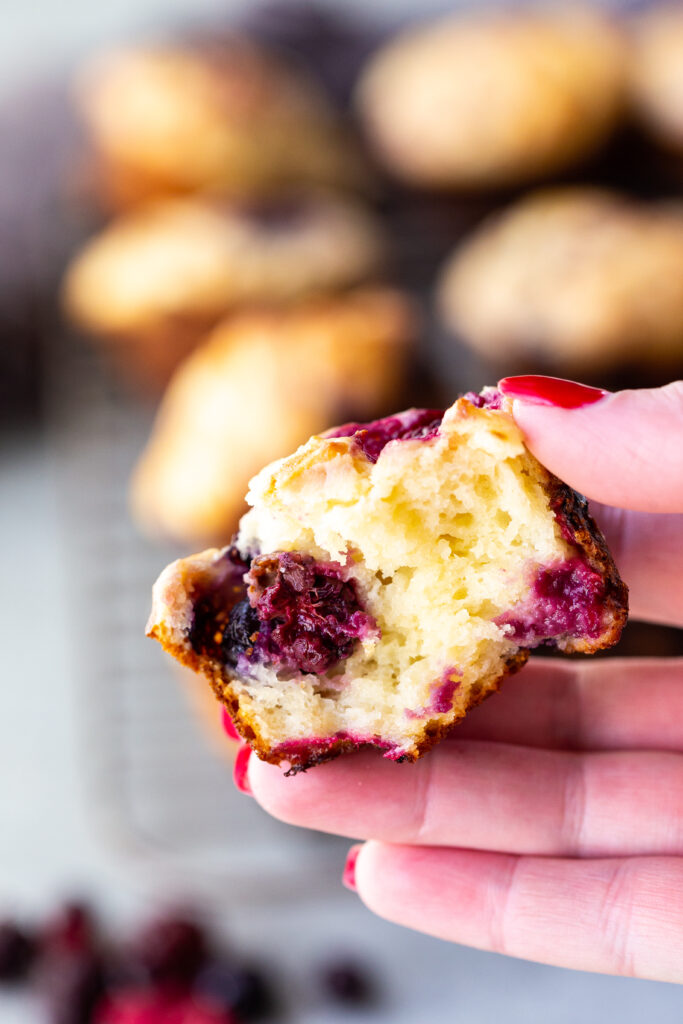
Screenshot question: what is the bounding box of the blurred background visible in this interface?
[2,0,683,1021]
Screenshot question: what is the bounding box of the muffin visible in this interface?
[147,390,627,772]
[62,193,386,388]
[628,4,683,157]
[438,188,683,376]
[131,288,417,546]
[356,6,626,190]
[76,39,367,209]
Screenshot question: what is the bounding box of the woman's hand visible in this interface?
[242,378,683,983]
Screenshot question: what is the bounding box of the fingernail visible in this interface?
[342,844,362,892]
[233,745,253,795]
[220,706,241,741]
[498,375,609,409]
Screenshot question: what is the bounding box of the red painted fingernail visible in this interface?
[220,706,241,741]
[233,745,253,795]
[498,375,609,409]
[343,844,362,892]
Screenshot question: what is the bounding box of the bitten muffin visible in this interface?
[628,4,683,157]
[131,288,416,546]
[438,188,683,375]
[62,193,386,388]
[75,40,367,208]
[356,6,626,190]
[147,390,627,772]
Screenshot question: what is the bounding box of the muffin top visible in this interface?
[130,287,416,545]
[438,188,683,371]
[76,39,366,198]
[356,5,627,189]
[628,4,683,151]
[63,193,387,335]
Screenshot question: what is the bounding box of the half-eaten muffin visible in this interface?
[147,390,627,772]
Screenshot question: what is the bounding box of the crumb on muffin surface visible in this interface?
[148,391,627,770]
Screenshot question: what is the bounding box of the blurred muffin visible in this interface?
[437,188,683,376]
[76,39,367,209]
[628,5,683,157]
[356,6,626,190]
[63,193,386,389]
[131,288,417,545]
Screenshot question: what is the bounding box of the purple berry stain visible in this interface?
[497,559,605,646]
[328,408,444,463]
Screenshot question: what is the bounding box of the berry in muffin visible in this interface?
[147,390,627,772]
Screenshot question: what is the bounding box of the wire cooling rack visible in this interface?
[45,329,349,904]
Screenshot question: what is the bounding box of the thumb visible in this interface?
[498,377,683,513]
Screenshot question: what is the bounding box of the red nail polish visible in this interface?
[498,375,608,409]
[220,706,241,741]
[343,844,362,892]
[233,745,252,795]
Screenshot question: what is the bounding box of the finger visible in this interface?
[498,378,683,512]
[249,737,683,857]
[456,657,683,750]
[588,503,683,627]
[354,843,683,982]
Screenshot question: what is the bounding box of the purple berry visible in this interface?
[319,960,374,1005]
[244,553,377,675]
[0,920,35,982]
[134,917,207,986]
[195,961,273,1020]
[328,408,444,463]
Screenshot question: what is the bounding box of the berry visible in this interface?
[328,408,444,463]
[43,902,97,956]
[134,917,207,986]
[244,553,376,675]
[195,961,273,1020]
[0,920,35,982]
[95,989,236,1024]
[319,960,374,1006]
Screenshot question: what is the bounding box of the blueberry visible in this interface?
[195,961,273,1020]
[319,960,374,1006]
[134,916,207,986]
[222,601,260,667]
[0,920,35,983]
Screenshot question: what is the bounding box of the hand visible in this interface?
[244,378,683,983]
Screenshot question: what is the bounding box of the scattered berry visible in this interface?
[0,920,35,982]
[43,902,97,956]
[95,989,236,1024]
[134,917,207,986]
[195,961,273,1020]
[319,959,374,1006]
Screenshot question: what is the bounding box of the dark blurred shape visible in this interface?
[40,950,107,1024]
[318,957,375,1006]
[196,960,274,1020]
[42,902,98,957]
[134,916,208,987]
[0,921,36,983]
[241,1,384,108]
[0,79,89,427]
